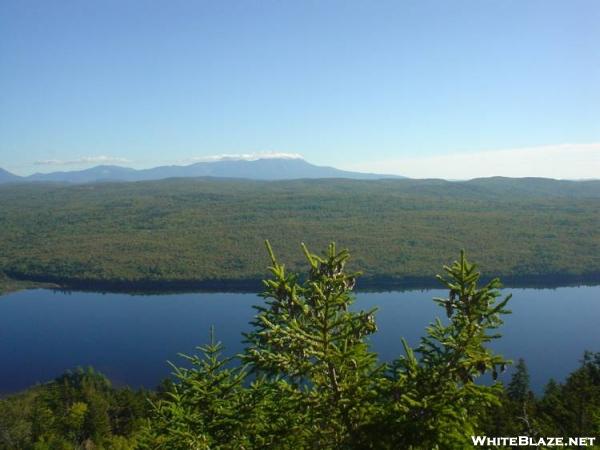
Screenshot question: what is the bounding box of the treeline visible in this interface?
[485,355,600,442]
[1,177,599,293]
[1,245,598,449]
[1,356,597,448]
[0,368,154,449]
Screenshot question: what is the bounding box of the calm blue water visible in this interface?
[0,286,598,395]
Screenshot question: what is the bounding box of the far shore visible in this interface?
[2,272,600,296]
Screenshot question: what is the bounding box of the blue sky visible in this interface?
[1,0,599,178]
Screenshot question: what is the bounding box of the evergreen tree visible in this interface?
[508,358,531,402]
[537,352,600,437]
[488,358,538,439]
[243,241,382,447]
[141,329,266,449]
[382,250,512,448]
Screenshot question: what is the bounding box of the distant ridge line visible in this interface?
[0,158,403,184]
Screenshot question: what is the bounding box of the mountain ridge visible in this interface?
[0,168,22,183]
[0,158,403,184]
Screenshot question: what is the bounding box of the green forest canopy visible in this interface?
[1,177,599,292]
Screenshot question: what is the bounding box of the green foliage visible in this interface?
[1,177,599,292]
[142,243,517,448]
[243,242,382,447]
[536,352,600,438]
[140,331,252,449]
[483,352,600,445]
[482,358,537,439]
[507,358,531,403]
[376,251,511,448]
[0,368,152,450]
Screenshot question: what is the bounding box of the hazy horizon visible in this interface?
[2,151,599,181]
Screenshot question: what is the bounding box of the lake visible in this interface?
[1,286,599,395]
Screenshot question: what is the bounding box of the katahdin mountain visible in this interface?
[0,157,402,184]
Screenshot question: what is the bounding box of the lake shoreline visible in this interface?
[3,271,600,295]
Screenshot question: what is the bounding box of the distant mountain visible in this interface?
[27,165,139,183]
[6,158,403,184]
[0,168,22,184]
[136,158,402,181]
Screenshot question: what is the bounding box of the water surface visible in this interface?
[1,286,598,395]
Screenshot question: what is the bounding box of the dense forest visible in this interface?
[0,245,598,449]
[1,177,599,293]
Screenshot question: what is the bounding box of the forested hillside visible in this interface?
[1,177,599,292]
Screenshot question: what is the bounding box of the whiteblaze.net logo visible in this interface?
[471,436,597,447]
